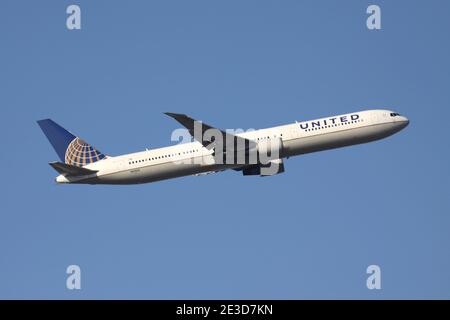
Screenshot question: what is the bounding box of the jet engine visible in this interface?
[242,158,285,176]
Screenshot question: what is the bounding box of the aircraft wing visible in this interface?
[164,112,255,152]
[49,161,98,177]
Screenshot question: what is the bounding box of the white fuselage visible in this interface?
[56,109,409,184]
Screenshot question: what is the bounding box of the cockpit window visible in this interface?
[390,112,401,117]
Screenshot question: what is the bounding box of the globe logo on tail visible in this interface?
[65,137,105,167]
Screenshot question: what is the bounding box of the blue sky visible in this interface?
[1,0,449,299]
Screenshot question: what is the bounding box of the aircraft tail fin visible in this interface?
[37,119,106,167]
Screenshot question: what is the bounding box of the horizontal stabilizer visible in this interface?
[49,161,98,177]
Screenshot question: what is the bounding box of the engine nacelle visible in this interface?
[242,158,285,176]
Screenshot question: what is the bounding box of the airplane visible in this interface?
[37,109,409,185]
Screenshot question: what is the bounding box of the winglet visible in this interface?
[164,112,208,146]
[164,112,255,152]
[164,112,197,131]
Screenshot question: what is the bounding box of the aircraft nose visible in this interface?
[397,116,409,129]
